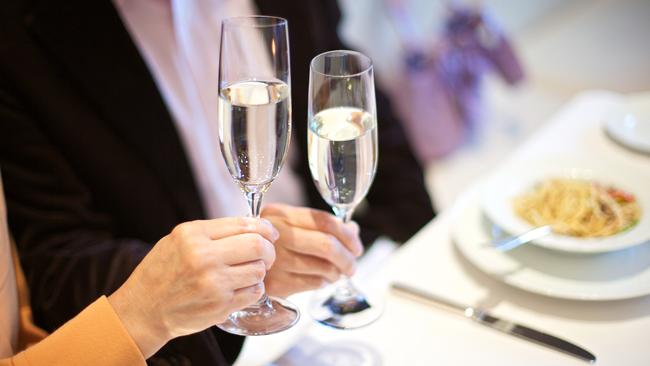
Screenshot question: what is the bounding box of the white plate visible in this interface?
[453,190,650,301]
[480,157,650,253]
[605,95,650,153]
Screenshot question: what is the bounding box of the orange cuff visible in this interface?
[10,296,145,366]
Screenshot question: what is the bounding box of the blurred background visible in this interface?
[338,0,650,210]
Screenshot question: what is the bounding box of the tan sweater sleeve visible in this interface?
[0,296,146,366]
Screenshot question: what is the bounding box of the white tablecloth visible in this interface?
[235,90,650,366]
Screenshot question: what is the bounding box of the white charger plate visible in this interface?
[453,190,650,301]
[480,157,650,253]
[605,94,650,154]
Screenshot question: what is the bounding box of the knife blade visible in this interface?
[391,282,596,363]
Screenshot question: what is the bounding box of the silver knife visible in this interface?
[391,282,596,363]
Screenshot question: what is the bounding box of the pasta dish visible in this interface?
[514,178,641,237]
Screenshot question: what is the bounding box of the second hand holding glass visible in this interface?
[307,50,382,329]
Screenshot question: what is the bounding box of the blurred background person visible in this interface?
[338,0,650,210]
[340,0,525,164]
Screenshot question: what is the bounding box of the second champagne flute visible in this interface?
[217,16,299,336]
[307,50,382,329]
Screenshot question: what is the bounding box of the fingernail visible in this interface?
[347,262,357,276]
[354,242,364,257]
[269,227,280,241]
[352,239,363,257]
[346,221,360,236]
[272,228,280,242]
[261,218,280,241]
[344,222,363,256]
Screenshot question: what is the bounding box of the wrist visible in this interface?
[108,282,170,359]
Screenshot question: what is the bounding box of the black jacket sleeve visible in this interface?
[0,78,149,329]
[0,77,243,366]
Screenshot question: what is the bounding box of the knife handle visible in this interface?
[477,313,597,363]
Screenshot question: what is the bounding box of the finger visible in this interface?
[198,217,279,242]
[290,274,330,292]
[343,221,362,256]
[227,260,267,290]
[274,247,341,283]
[263,204,363,257]
[266,272,329,298]
[278,227,356,276]
[346,221,361,237]
[230,282,265,311]
[216,233,276,268]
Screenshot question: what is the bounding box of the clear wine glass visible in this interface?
[216,16,299,336]
[307,50,382,329]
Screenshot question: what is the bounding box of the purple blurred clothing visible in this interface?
[386,2,525,163]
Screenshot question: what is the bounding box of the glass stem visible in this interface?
[245,190,272,309]
[333,206,360,300]
[246,190,264,218]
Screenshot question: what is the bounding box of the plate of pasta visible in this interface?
[453,190,650,300]
[481,158,650,253]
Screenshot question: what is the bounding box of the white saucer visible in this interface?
[452,190,650,301]
[605,95,650,154]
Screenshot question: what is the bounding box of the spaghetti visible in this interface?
[514,178,641,238]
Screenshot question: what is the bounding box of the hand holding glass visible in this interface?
[216,16,298,336]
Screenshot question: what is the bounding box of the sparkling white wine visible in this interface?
[219,80,291,191]
[308,107,377,210]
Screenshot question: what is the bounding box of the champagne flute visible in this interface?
[307,50,382,329]
[216,16,299,336]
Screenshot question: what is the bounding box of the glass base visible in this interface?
[217,296,300,336]
[310,283,382,329]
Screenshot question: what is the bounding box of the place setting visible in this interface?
[379,91,650,365]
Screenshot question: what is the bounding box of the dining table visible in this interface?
[234,90,650,366]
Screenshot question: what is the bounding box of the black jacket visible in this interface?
[0,0,434,364]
